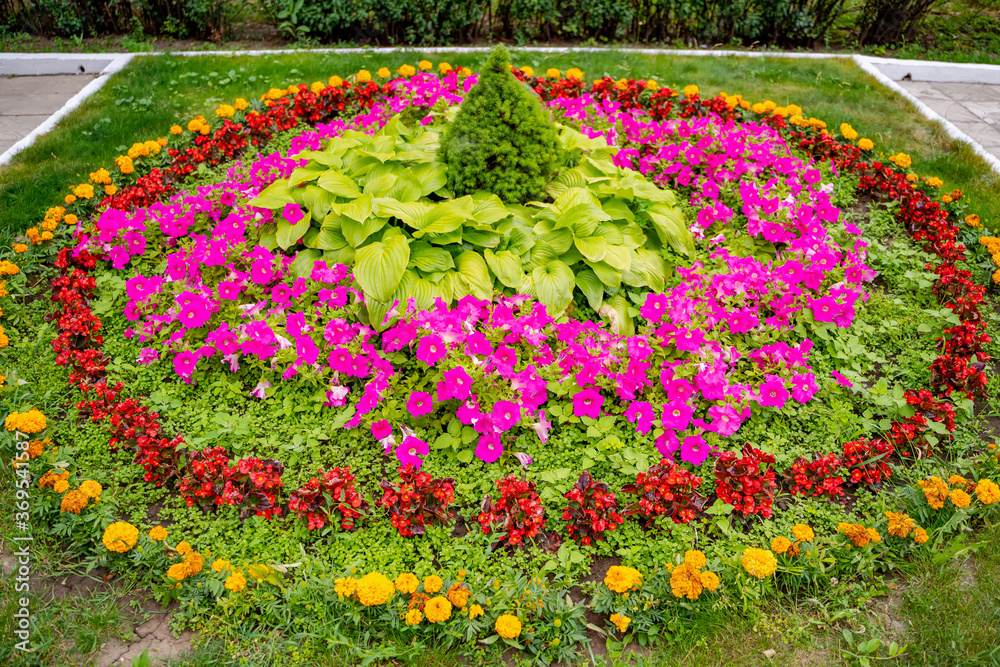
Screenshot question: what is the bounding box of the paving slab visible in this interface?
[0,73,96,153]
[897,79,1000,162]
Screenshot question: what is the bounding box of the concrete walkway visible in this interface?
[897,80,1000,160]
[0,73,97,154]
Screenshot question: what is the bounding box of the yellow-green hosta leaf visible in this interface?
[408,243,455,273]
[575,269,604,312]
[646,202,695,256]
[574,235,608,263]
[599,294,635,336]
[484,249,525,289]
[532,260,575,316]
[317,171,361,198]
[455,251,493,300]
[276,217,311,250]
[354,234,410,303]
[342,215,388,248]
[248,180,294,210]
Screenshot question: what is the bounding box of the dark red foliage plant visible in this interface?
[562,471,624,545]
[478,475,546,546]
[713,443,778,518]
[288,467,368,531]
[377,464,456,537]
[621,458,708,525]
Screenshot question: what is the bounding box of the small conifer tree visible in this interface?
[438,44,561,204]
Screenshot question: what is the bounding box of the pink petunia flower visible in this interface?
[572,387,604,419]
[406,391,434,417]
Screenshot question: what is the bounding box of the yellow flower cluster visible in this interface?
[186,115,212,135]
[837,523,881,547]
[885,511,916,538]
[115,155,134,174]
[5,409,47,433]
[979,237,1000,273]
[356,572,395,606]
[226,572,247,592]
[39,469,68,489]
[669,550,720,600]
[394,572,419,594]
[397,64,417,77]
[27,437,47,458]
[425,596,452,623]
[216,104,236,118]
[102,522,139,553]
[740,548,778,579]
[858,138,874,151]
[60,490,89,514]
[604,565,643,593]
[495,613,522,639]
[976,479,1000,504]
[840,123,859,141]
[447,582,470,609]
[888,152,912,169]
[167,546,206,582]
[610,612,630,633]
[80,480,102,499]
[918,476,950,509]
[149,526,168,541]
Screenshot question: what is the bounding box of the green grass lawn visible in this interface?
[2,50,999,243]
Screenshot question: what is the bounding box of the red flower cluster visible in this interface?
[562,471,624,545]
[841,437,894,487]
[478,475,546,546]
[713,444,778,518]
[787,453,845,499]
[621,458,708,525]
[377,464,456,537]
[288,467,368,531]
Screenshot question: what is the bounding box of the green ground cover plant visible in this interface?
[1,50,999,667]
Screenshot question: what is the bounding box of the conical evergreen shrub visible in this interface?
[439,44,561,204]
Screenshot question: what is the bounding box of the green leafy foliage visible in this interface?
[438,44,561,205]
[250,114,689,328]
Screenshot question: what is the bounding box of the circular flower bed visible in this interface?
[5,49,1000,663]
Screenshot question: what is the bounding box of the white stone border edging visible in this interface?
[851,55,1000,177]
[0,54,134,168]
[1,48,999,177]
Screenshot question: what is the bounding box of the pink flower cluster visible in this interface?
[75,78,874,473]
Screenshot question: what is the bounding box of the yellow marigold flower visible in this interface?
[167,563,189,581]
[127,143,147,160]
[398,64,416,77]
[942,195,953,204]
[773,106,788,117]
[840,123,858,140]
[13,243,27,253]
[892,152,912,168]
[561,67,582,80]
[176,541,192,556]
[377,67,391,78]
[60,490,88,514]
[950,489,971,508]
[149,526,168,541]
[105,184,117,196]
[683,84,699,97]
[328,75,343,87]
[102,522,139,553]
[786,104,802,115]
[157,136,167,146]
[914,527,929,544]
[225,572,247,592]
[700,570,720,591]
[115,155,134,174]
[234,98,248,111]
[216,104,235,118]
[857,138,874,150]
[53,479,70,493]
[771,536,792,554]
[79,480,102,499]
[646,79,659,91]
[356,572,394,606]
[423,575,444,594]
[918,476,950,509]
[310,81,325,94]
[948,475,967,486]
[885,511,915,538]
[211,559,230,573]
[5,409,47,434]
[458,569,466,579]
[752,102,767,114]
[39,469,68,489]
[89,167,111,184]
[792,524,815,543]
[867,528,881,543]
[27,438,45,458]
[170,125,183,135]
[740,548,777,578]
[64,214,77,225]
[184,552,204,576]
[143,140,160,155]
[670,562,703,600]
[395,573,419,594]
[906,173,918,182]
[439,62,453,74]
[41,231,53,241]
[469,603,484,619]
[546,67,561,79]
[334,577,357,597]
[683,549,707,569]
[447,582,470,608]
[405,608,422,625]
[927,176,943,187]
[425,596,452,623]
[966,214,981,227]
[460,67,472,76]
[356,69,371,83]
[975,479,999,504]
[495,614,521,639]
[610,612,630,633]
[418,60,432,71]
[604,566,642,593]
[64,194,77,205]
[519,66,534,78]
